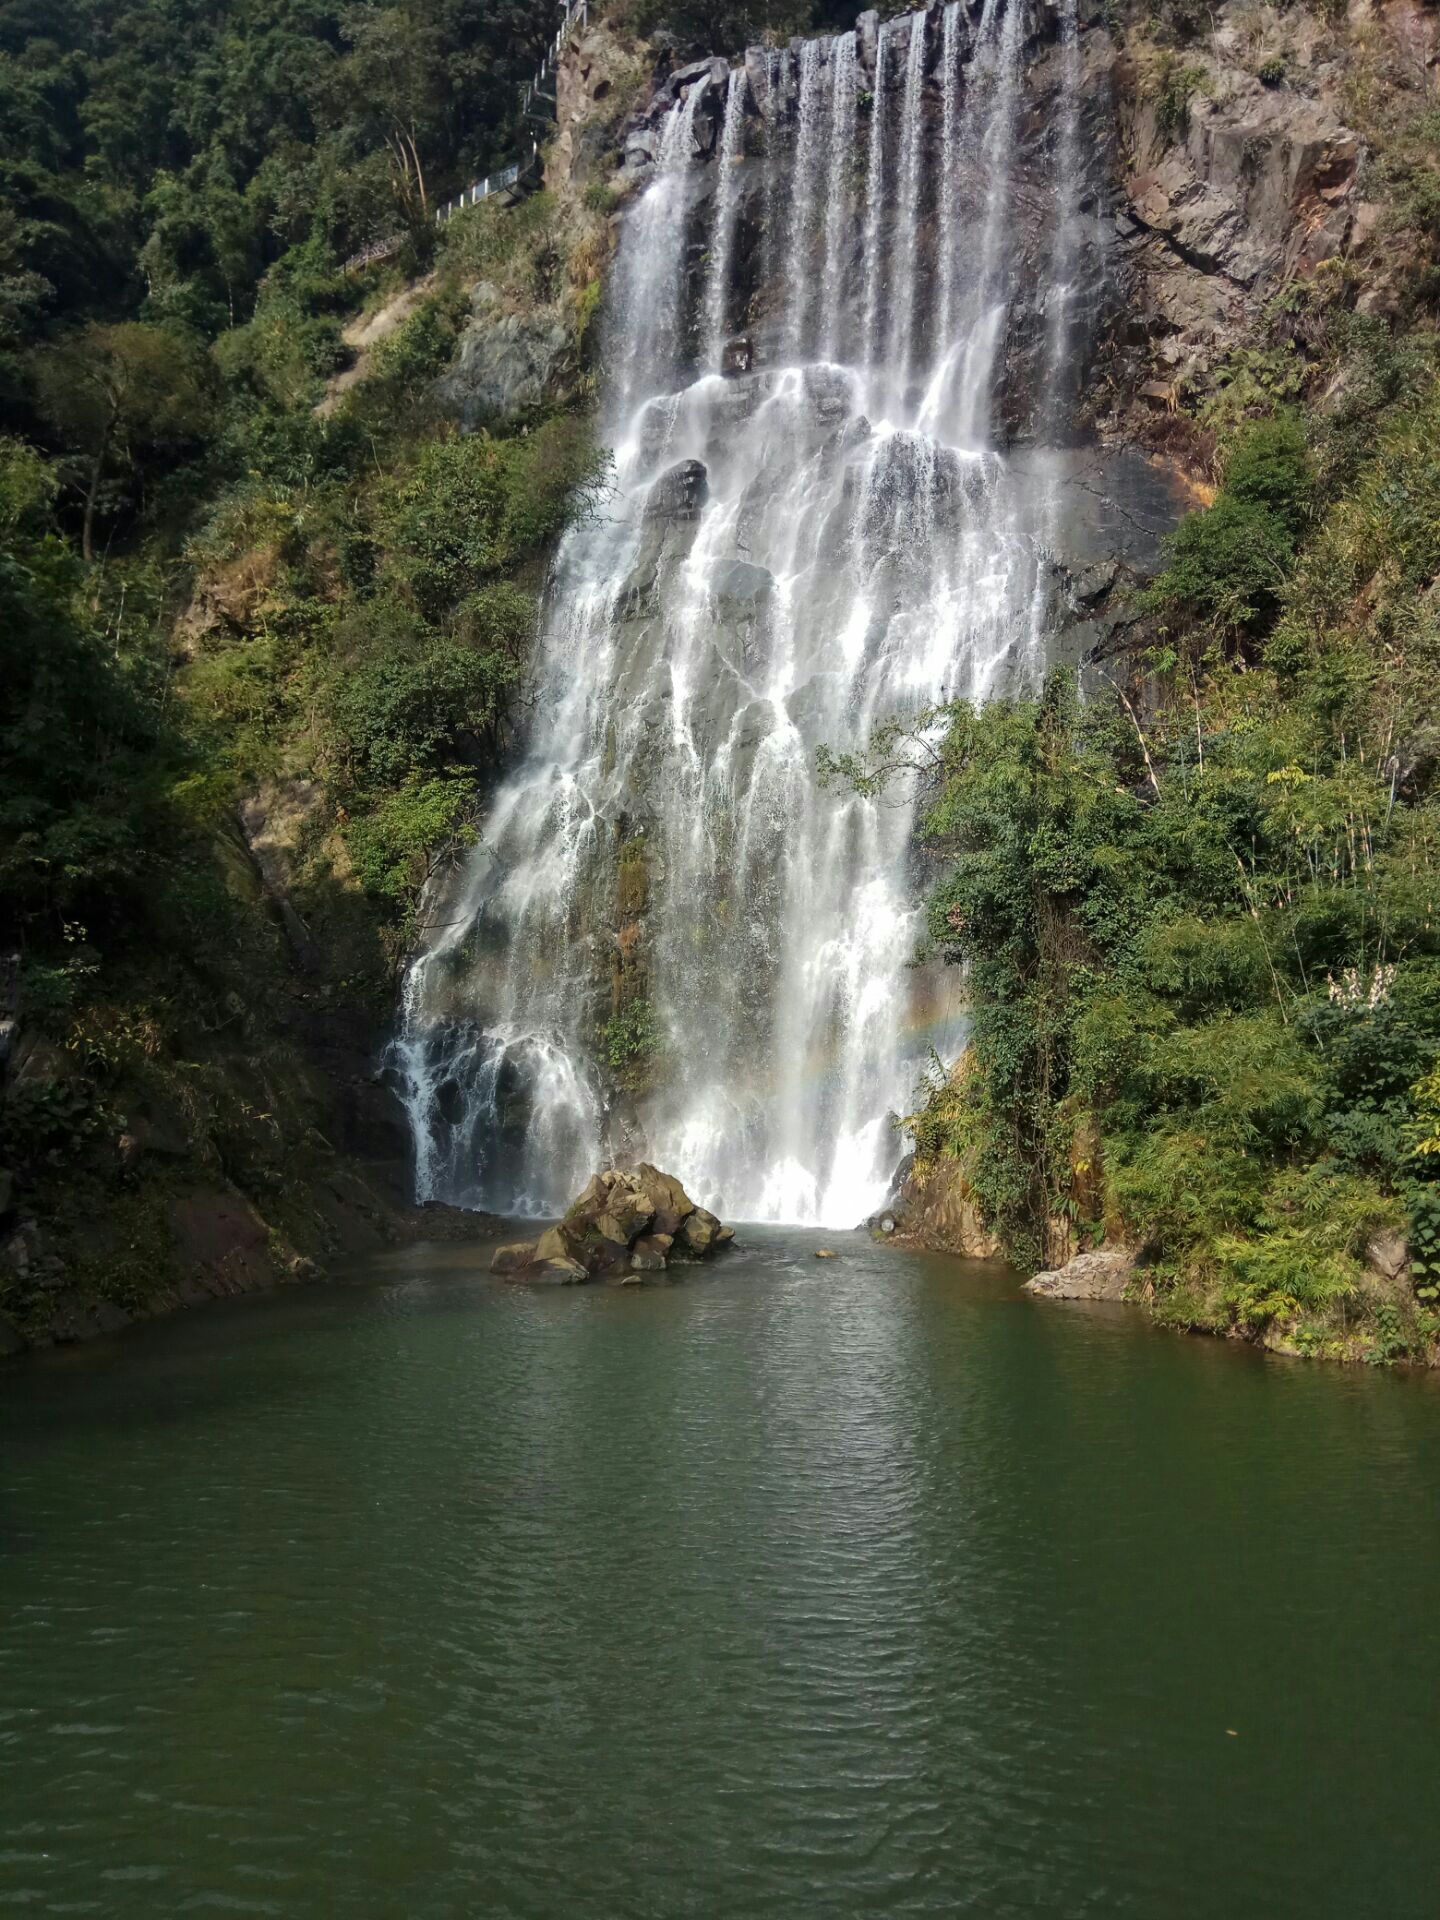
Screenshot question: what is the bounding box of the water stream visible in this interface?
[393,2,1103,1223]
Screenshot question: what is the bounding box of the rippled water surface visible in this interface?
[3,1229,1438,1917]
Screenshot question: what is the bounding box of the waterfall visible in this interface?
[861,21,890,371]
[613,82,705,408]
[785,39,828,358]
[760,49,791,308]
[819,31,857,361]
[703,70,747,370]
[936,3,963,354]
[394,1,1104,1226]
[1024,0,1088,666]
[1041,0,1084,424]
[952,0,1025,447]
[886,12,930,411]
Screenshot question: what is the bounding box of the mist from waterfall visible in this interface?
[392,0,1102,1226]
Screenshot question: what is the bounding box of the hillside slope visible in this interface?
[0,3,635,1349]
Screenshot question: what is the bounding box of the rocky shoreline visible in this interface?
[0,1170,504,1361]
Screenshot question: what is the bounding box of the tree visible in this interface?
[0,435,162,935]
[337,4,448,218]
[31,321,215,558]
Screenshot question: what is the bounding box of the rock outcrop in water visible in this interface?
[490,1165,735,1283]
[1024,1247,1136,1300]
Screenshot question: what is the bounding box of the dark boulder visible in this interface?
[644,459,709,521]
[489,1164,736,1282]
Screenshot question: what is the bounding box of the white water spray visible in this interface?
[861,21,890,373]
[786,39,828,358]
[887,12,930,409]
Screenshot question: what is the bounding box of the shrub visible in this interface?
[1214,1229,1357,1329]
[1146,415,1311,640]
[602,999,660,1090]
[582,181,620,215]
[1153,54,1208,142]
[343,776,478,903]
[1223,413,1313,534]
[0,1078,101,1171]
[328,635,520,786]
[377,421,607,621]
[1408,1188,1440,1302]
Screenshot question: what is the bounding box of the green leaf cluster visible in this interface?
[1143,415,1312,640]
[908,656,1436,1353]
[601,999,661,1093]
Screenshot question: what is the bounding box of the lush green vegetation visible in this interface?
[602,997,660,1086]
[0,0,618,1330]
[853,338,1440,1360]
[6,0,1440,1369]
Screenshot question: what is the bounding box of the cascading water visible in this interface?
[819,31,857,360]
[949,0,1026,449]
[392,1,1110,1225]
[861,21,890,372]
[936,3,963,353]
[887,13,929,407]
[702,69,747,369]
[786,39,828,358]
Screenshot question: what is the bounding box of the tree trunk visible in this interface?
[385,132,416,214]
[404,126,428,215]
[81,449,103,564]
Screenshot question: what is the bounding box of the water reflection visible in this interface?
[2,1232,1438,1917]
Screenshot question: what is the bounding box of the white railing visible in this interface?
[522,0,588,118]
[434,149,537,226]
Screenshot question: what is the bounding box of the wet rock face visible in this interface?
[644,457,709,519]
[489,1164,736,1284]
[886,1154,1001,1260]
[616,1,1127,437]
